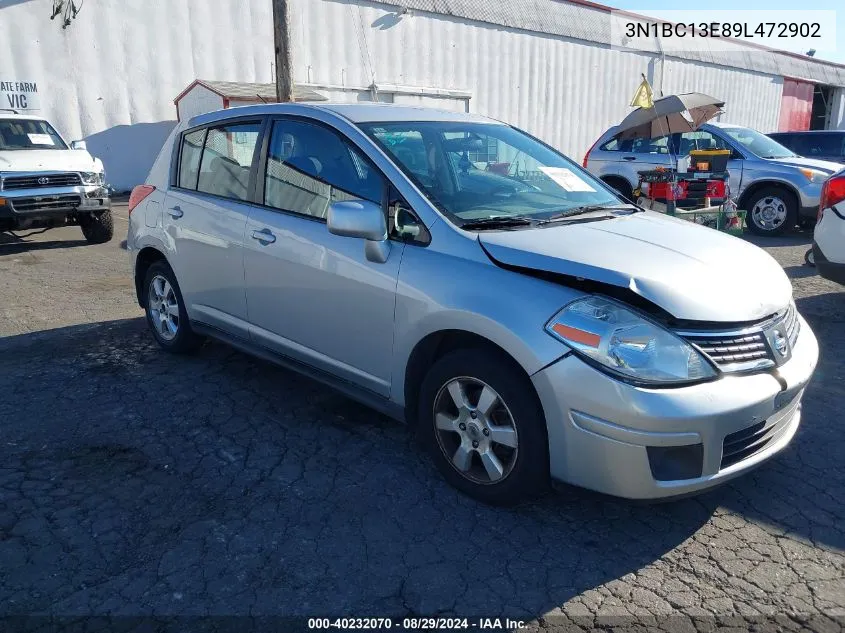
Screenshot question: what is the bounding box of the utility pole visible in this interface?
[273,0,294,102]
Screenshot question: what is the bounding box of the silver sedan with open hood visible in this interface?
[128,103,818,505]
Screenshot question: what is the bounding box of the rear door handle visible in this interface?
[622,156,637,161]
[167,205,183,218]
[251,228,276,244]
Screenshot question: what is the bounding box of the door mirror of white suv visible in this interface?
[327,200,391,263]
[71,140,87,150]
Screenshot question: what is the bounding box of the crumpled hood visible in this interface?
[769,155,844,174]
[0,149,101,173]
[479,211,792,322]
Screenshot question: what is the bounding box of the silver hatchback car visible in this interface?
[127,104,818,505]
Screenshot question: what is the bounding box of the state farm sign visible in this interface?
[0,80,41,111]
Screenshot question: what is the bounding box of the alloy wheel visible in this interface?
[148,275,180,341]
[751,196,787,231]
[432,377,519,485]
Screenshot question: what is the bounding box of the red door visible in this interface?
[778,79,814,131]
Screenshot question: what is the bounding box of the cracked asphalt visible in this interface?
[0,211,843,631]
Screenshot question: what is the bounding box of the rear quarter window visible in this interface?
[177,129,205,190]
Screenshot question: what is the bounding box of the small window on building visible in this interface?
[263,120,384,219]
[196,123,261,201]
[177,129,206,190]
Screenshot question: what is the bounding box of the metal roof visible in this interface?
[371,0,845,87]
[174,79,328,104]
[187,103,496,128]
[316,103,497,123]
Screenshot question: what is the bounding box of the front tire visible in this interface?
[745,187,797,236]
[79,210,114,244]
[143,261,203,353]
[417,348,549,506]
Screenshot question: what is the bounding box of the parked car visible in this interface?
[0,111,112,242]
[127,104,818,505]
[812,169,845,284]
[584,122,844,236]
[768,130,845,164]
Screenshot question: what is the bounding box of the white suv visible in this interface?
[812,169,845,284]
[0,112,112,243]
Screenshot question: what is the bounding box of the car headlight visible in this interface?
[545,296,717,385]
[80,171,104,185]
[800,168,827,184]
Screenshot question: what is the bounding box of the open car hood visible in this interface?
[478,211,792,323]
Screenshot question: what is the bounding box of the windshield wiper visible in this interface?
[540,204,640,223]
[459,216,537,231]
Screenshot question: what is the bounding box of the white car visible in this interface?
[812,169,845,283]
[0,112,112,243]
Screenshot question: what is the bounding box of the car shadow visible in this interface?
[0,317,840,619]
[782,264,818,279]
[0,231,90,254]
[709,296,845,555]
[743,230,812,248]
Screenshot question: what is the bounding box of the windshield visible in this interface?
[360,121,621,224]
[0,118,68,151]
[721,126,794,159]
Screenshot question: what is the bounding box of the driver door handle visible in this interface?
[622,156,637,161]
[167,205,183,218]
[251,228,276,244]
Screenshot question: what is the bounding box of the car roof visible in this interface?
[187,102,500,128]
[769,130,842,135]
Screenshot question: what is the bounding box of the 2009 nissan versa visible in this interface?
[127,104,818,505]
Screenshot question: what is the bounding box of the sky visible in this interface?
[608,0,844,63]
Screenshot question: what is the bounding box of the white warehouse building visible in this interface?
[2,0,845,190]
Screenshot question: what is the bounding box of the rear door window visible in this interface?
[600,135,671,154]
[677,131,730,155]
[196,123,261,201]
[799,134,844,159]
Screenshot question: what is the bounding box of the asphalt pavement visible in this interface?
[0,210,843,631]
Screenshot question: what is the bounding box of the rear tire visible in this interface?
[417,348,549,506]
[744,186,797,236]
[805,247,816,267]
[143,261,203,353]
[80,210,114,244]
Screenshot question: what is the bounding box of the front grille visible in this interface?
[2,173,82,190]
[685,331,772,367]
[721,396,799,468]
[9,195,81,213]
[680,304,800,372]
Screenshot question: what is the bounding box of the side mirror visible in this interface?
[327,200,390,263]
[71,140,87,151]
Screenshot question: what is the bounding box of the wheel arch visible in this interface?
[134,246,169,307]
[402,329,543,429]
[600,174,635,197]
[738,179,800,212]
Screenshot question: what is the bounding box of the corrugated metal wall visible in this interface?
[0,0,274,189]
[1,0,792,188]
[293,0,663,161]
[660,59,784,133]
